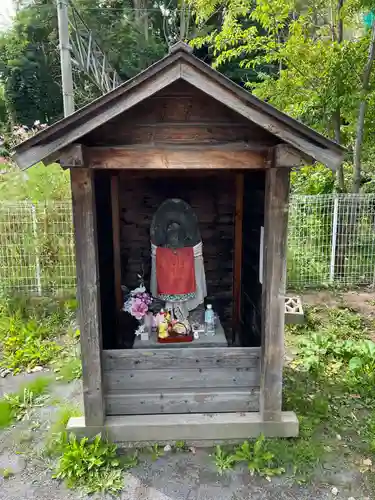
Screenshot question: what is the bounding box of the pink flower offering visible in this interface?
[130,298,148,320]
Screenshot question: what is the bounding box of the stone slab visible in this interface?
[67,411,299,443]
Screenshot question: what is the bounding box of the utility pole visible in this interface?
[57,0,75,116]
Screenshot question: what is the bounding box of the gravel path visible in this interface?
[0,372,371,500]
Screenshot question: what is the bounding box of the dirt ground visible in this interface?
[302,290,375,316]
[0,290,374,500]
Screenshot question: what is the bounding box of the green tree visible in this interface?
[0,0,62,127]
[190,0,375,192]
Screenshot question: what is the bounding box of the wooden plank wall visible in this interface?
[84,81,277,148]
[103,347,261,415]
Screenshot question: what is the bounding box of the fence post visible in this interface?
[31,204,42,296]
[330,195,339,283]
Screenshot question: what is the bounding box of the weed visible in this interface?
[149,443,164,461]
[53,433,124,495]
[20,375,52,396]
[284,302,375,493]
[174,440,188,452]
[44,404,82,456]
[232,435,284,478]
[55,356,82,382]
[267,438,325,482]
[0,468,14,479]
[213,445,235,475]
[0,400,13,429]
[0,313,62,373]
[118,452,139,469]
[0,377,51,427]
[4,387,49,421]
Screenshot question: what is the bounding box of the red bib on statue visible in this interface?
[156,247,196,296]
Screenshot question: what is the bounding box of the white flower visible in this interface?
[34,120,40,126]
[134,324,146,336]
[131,285,146,296]
[331,487,338,496]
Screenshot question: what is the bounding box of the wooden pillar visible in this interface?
[260,165,290,420]
[71,168,105,426]
[233,173,244,336]
[111,173,122,311]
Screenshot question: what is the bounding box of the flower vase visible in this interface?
[140,313,151,341]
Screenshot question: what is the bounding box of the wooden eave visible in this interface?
[12,43,345,171]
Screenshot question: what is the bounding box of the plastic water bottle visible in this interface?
[204,304,215,336]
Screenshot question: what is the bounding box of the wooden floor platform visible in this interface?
[67,411,299,444]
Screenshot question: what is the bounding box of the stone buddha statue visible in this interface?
[150,199,207,320]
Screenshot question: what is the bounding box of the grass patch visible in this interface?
[283,305,375,490]
[0,296,77,373]
[0,400,13,429]
[55,356,82,382]
[0,376,52,428]
[209,305,375,490]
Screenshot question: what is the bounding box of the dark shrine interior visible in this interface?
[95,169,264,350]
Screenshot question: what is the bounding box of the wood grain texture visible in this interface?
[84,81,277,148]
[260,166,290,420]
[273,144,314,168]
[86,123,264,146]
[104,367,260,392]
[105,388,260,415]
[87,146,266,170]
[103,347,261,371]
[71,168,105,426]
[110,174,122,311]
[59,143,84,167]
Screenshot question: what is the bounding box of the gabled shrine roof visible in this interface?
[13,41,345,170]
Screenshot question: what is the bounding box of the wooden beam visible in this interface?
[71,168,105,426]
[180,62,342,170]
[110,173,122,311]
[273,144,314,168]
[233,173,244,335]
[87,146,266,170]
[260,166,290,421]
[59,143,85,168]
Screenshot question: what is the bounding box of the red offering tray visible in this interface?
[157,334,193,343]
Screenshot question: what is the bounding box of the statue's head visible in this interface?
[166,221,185,249]
[151,198,201,248]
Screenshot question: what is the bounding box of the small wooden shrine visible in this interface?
[13,42,344,443]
